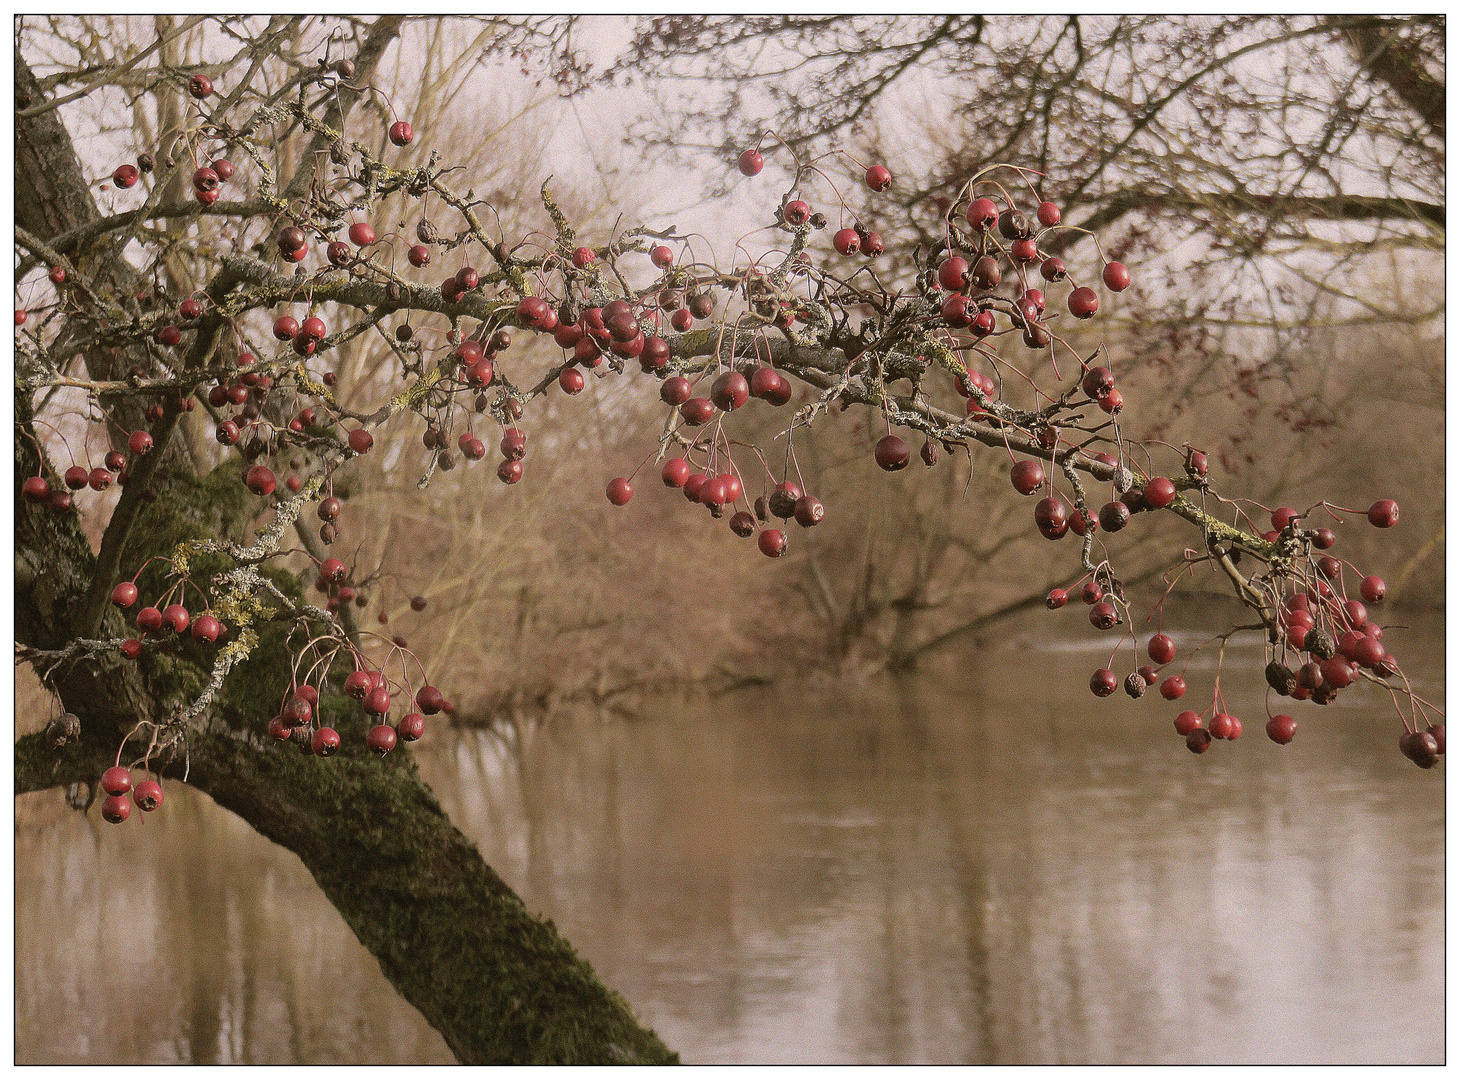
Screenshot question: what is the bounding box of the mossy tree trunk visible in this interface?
[14,39,676,1066]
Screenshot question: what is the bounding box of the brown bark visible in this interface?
[14,33,676,1065]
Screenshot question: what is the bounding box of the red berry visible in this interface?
[367,724,398,755]
[758,529,788,558]
[1102,262,1131,291]
[245,465,276,496]
[937,257,968,292]
[965,198,998,232]
[273,315,299,340]
[1208,713,1235,740]
[101,795,131,824]
[865,165,892,192]
[311,727,342,756]
[1067,287,1099,319]
[606,477,633,506]
[1011,238,1039,263]
[1147,633,1176,665]
[348,221,377,247]
[348,429,374,455]
[113,164,139,188]
[188,74,213,98]
[941,294,973,328]
[1045,588,1068,610]
[191,614,221,644]
[1174,711,1202,736]
[397,713,426,742]
[1256,715,1296,745]
[128,430,154,456]
[874,435,910,472]
[1360,575,1386,603]
[21,476,50,503]
[679,397,716,426]
[1036,201,1061,227]
[136,606,163,633]
[119,639,142,660]
[1098,501,1130,533]
[651,246,674,269]
[497,460,523,485]
[833,228,861,256]
[101,766,133,796]
[1005,458,1043,496]
[559,367,586,395]
[738,148,763,176]
[389,120,414,147]
[1160,676,1187,701]
[132,779,164,812]
[781,200,811,226]
[641,336,670,371]
[49,266,67,285]
[110,582,139,607]
[1034,497,1068,540]
[414,685,445,715]
[1367,500,1399,528]
[710,371,750,412]
[793,495,824,528]
[1089,669,1118,697]
[161,603,190,634]
[1143,477,1176,509]
[365,685,392,715]
[344,670,374,700]
[1271,506,1300,531]
[1319,657,1354,689]
[1080,367,1115,401]
[1342,599,1368,630]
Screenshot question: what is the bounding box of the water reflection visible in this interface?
[16,612,1444,1063]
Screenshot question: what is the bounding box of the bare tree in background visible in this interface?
[602,14,1444,658]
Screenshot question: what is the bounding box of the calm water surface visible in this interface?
[15,612,1444,1064]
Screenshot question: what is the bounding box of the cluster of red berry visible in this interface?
[22,441,143,513]
[97,765,164,825]
[266,674,445,759]
[108,575,227,661]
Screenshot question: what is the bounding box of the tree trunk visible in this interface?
[14,38,676,1066]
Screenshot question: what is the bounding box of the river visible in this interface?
[15,610,1444,1063]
